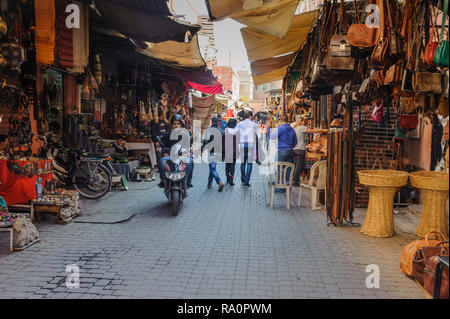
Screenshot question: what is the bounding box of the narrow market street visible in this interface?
[0,164,424,299]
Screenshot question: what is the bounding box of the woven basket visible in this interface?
[357,170,409,188]
[410,171,449,191]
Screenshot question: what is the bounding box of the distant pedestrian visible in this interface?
[203,117,224,192]
[236,111,260,187]
[224,118,239,186]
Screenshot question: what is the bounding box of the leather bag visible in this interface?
[423,254,449,299]
[399,113,418,130]
[413,72,443,94]
[400,231,446,277]
[386,0,400,59]
[347,0,378,48]
[413,241,449,286]
[371,0,390,69]
[438,93,449,117]
[434,0,449,67]
[424,6,439,65]
[370,102,384,123]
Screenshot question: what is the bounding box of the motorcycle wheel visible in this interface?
[171,190,181,216]
[74,165,111,199]
[86,164,112,192]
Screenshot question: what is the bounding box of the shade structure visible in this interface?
[94,0,200,43]
[250,52,296,76]
[242,10,318,62]
[171,68,224,95]
[136,34,206,69]
[252,65,289,86]
[205,0,300,38]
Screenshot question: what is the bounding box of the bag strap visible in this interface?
[353,0,360,24]
[424,230,446,243]
[439,0,448,43]
[377,0,385,40]
[406,2,425,70]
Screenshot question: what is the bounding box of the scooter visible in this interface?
[158,139,188,216]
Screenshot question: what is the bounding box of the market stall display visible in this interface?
[33,189,81,224]
[409,171,449,237]
[357,170,409,237]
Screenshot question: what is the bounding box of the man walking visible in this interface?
[224,118,239,186]
[269,115,297,193]
[236,111,260,187]
[203,117,224,192]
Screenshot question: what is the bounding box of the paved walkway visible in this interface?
[0,163,425,298]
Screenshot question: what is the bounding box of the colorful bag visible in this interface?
[399,113,419,130]
[370,102,384,123]
[424,6,439,65]
[434,0,449,67]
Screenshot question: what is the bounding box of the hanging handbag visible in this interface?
[434,0,450,67]
[386,0,401,59]
[399,113,419,130]
[423,254,449,299]
[394,120,407,139]
[371,0,391,69]
[438,93,449,117]
[370,101,384,123]
[347,0,378,48]
[425,6,440,65]
[413,241,449,286]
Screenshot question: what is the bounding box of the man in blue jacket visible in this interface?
[269,115,297,193]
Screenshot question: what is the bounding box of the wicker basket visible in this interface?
[409,171,449,191]
[357,170,409,187]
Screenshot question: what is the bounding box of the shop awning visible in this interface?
[215,95,229,106]
[252,65,289,86]
[171,68,224,95]
[107,0,171,15]
[241,10,318,61]
[205,0,300,38]
[135,35,206,69]
[94,0,201,43]
[250,52,296,76]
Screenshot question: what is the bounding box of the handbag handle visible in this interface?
[424,230,446,244]
[406,2,425,70]
[439,0,449,43]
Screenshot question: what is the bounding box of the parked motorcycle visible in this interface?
[157,138,188,216]
[40,133,112,199]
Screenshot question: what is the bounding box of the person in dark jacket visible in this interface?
[203,117,224,192]
[224,118,239,185]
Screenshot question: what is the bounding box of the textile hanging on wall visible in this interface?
[69,1,89,73]
[136,35,206,69]
[94,0,201,43]
[205,0,300,38]
[55,0,73,68]
[35,0,56,65]
[171,68,224,95]
[241,10,318,62]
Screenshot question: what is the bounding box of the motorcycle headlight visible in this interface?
[165,172,186,181]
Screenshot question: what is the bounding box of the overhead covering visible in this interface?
[250,52,296,76]
[94,0,201,43]
[205,0,300,38]
[35,0,55,65]
[107,0,171,15]
[171,68,224,95]
[252,66,289,86]
[242,10,318,61]
[135,35,206,69]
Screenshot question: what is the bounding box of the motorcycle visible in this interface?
[158,138,189,216]
[40,133,112,199]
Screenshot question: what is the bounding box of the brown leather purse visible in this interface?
[347,0,378,48]
[423,255,449,299]
[371,0,390,69]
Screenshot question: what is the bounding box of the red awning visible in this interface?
[172,68,224,95]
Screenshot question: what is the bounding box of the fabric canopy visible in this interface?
[241,10,318,62]
[136,35,206,69]
[94,0,200,43]
[206,0,300,38]
[171,68,224,95]
[35,0,55,65]
[252,66,289,86]
[250,52,296,76]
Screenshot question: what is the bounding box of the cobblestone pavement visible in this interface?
[0,163,425,299]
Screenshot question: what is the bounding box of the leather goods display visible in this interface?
[413,72,443,94]
[399,113,418,130]
[347,0,378,48]
[400,231,446,277]
[434,0,449,67]
[424,6,439,65]
[413,241,449,286]
[326,35,355,71]
[386,0,400,59]
[423,254,449,299]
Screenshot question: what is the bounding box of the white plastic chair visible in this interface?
[267,162,295,210]
[297,160,327,210]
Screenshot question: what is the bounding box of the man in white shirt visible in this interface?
[236,111,260,187]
